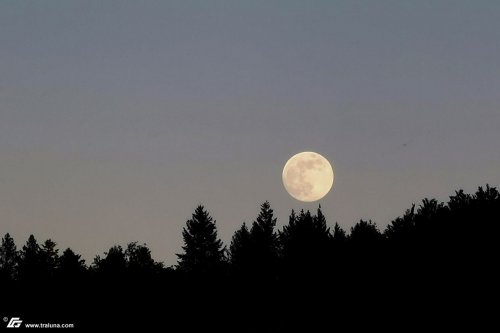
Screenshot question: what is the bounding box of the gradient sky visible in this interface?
[1,1,499,264]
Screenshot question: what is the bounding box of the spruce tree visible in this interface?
[349,220,382,244]
[177,205,225,273]
[93,245,127,278]
[18,234,42,281]
[313,205,330,241]
[348,220,383,270]
[59,248,86,279]
[281,208,332,271]
[0,233,19,281]
[40,239,59,280]
[332,223,347,243]
[249,201,279,276]
[229,222,251,271]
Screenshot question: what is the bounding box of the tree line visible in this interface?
[1,185,498,331]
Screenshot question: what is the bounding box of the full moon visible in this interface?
[282,152,334,202]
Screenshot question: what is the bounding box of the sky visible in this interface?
[1,1,499,265]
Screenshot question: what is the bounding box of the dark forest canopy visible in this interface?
[1,185,498,331]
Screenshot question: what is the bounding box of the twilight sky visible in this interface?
[1,1,499,264]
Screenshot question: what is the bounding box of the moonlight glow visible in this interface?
[282,152,334,202]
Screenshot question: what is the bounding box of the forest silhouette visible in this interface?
[1,185,497,331]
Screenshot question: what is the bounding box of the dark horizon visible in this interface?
[2,184,498,330]
[0,184,497,267]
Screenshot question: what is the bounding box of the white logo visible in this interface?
[6,317,22,328]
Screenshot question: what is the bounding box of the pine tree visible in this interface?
[93,245,127,278]
[0,233,19,281]
[280,209,299,261]
[18,234,42,281]
[249,201,279,276]
[177,205,225,274]
[59,248,86,278]
[332,223,347,243]
[348,220,383,269]
[280,208,331,271]
[40,239,59,280]
[313,204,331,242]
[330,222,348,273]
[385,205,416,243]
[229,222,251,271]
[349,220,382,244]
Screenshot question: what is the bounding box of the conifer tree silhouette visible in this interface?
[93,245,127,279]
[349,219,382,245]
[348,220,383,273]
[0,184,497,330]
[58,248,86,279]
[177,205,225,274]
[280,208,331,274]
[312,205,332,264]
[385,205,416,243]
[18,234,43,281]
[384,205,418,270]
[0,233,18,282]
[329,222,347,273]
[40,239,59,280]
[470,185,499,250]
[332,222,347,243]
[229,222,251,272]
[248,201,279,277]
